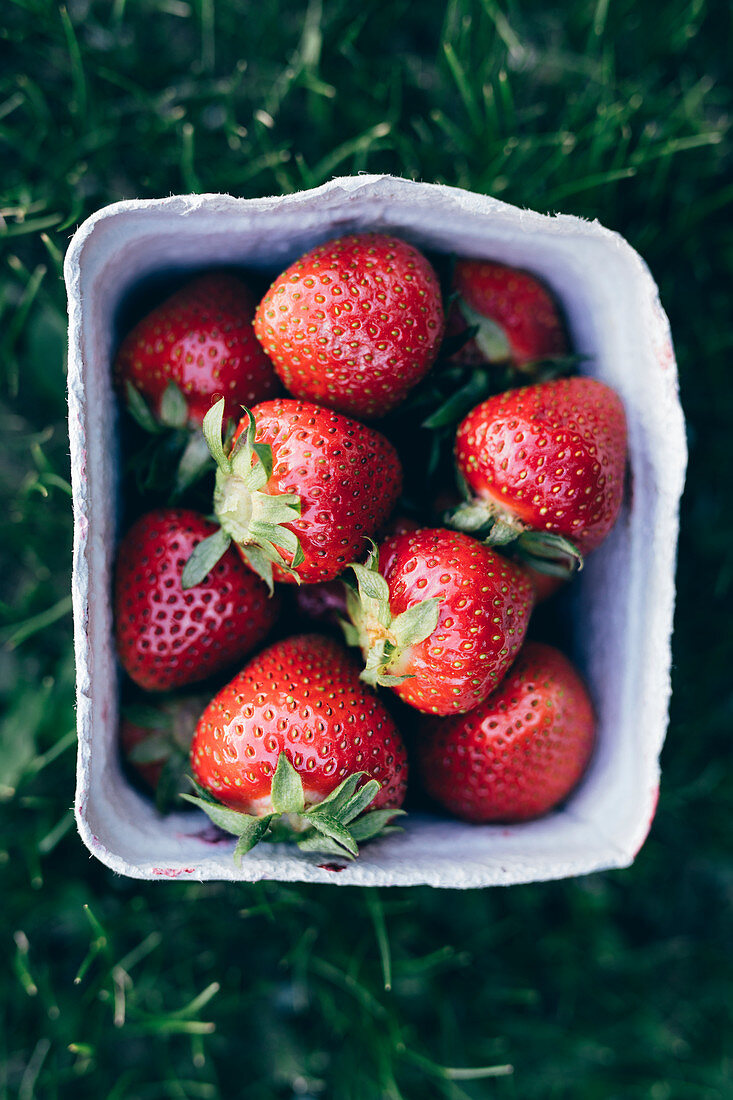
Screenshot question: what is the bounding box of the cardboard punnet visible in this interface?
[65,175,686,885]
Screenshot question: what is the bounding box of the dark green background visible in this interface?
[1,2,730,1097]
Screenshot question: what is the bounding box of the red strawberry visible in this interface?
[121,694,208,810]
[450,377,627,567]
[116,272,280,428]
[187,634,407,860]
[343,529,534,716]
[115,509,280,692]
[253,234,445,419]
[417,642,595,822]
[447,260,568,371]
[182,397,402,591]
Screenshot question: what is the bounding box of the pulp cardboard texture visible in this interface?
[65,175,686,886]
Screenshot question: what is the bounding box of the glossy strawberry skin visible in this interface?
[115,273,280,426]
[191,634,408,812]
[447,260,568,367]
[378,529,534,716]
[115,509,280,692]
[455,377,627,555]
[254,234,445,419]
[417,642,595,822]
[231,398,402,584]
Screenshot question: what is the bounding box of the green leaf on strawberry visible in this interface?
[182,398,304,593]
[188,636,408,862]
[343,528,535,716]
[344,542,441,690]
[182,754,402,863]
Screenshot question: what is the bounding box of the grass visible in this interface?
[0,0,731,1096]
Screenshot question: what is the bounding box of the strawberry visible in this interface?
[182,397,402,592]
[342,529,534,716]
[185,634,407,860]
[447,260,569,373]
[116,272,280,428]
[114,509,280,692]
[115,273,280,496]
[416,642,595,822]
[253,234,445,419]
[121,694,208,811]
[449,377,627,568]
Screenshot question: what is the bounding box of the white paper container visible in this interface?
[65,174,686,886]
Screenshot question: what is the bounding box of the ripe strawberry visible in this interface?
[450,377,627,567]
[115,509,280,692]
[417,642,595,822]
[447,260,568,372]
[182,397,402,591]
[121,694,208,811]
[343,529,534,716]
[254,234,445,418]
[186,634,408,860]
[116,272,280,427]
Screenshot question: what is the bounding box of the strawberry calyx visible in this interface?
[456,298,512,363]
[181,398,304,593]
[341,543,441,689]
[454,300,581,382]
[182,753,404,863]
[125,381,215,497]
[513,531,585,578]
[443,498,583,577]
[443,497,525,544]
[125,379,188,432]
